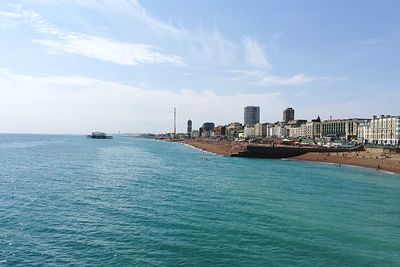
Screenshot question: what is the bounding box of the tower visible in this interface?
[173,107,176,139]
[187,119,192,134]
[283,108,295,123]
[244,106,260,126]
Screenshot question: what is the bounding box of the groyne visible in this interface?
[232,145,364,158]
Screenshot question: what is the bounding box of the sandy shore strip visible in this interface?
[180,139,246,156]
[181,143,220,156]
[292,149,400,175]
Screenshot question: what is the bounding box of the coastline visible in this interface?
[181,143,220,156]
[180,139,400,175]
[180,139,246,156]
[291,150,400,175]
[288,158,399,176]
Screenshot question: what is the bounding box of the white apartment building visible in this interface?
[357,120,371,144]
[289,124,307,138]
[191,130,200,138]
[266,124,275,138]
[254,123,269,137]
[226,122,243,137]
[244,125,256,138]
[305,121,321,139]
[271,123,289,138]
[369,115,400,145]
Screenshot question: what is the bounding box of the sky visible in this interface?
[0,0,399,134]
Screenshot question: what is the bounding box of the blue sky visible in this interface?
[0,0,399,133]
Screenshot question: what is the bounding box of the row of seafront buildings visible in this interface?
[186,107,400,146]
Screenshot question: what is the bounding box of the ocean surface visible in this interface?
[0,134,399,266]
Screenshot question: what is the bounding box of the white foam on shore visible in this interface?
[181,143,220,156]
[379,170,397,175]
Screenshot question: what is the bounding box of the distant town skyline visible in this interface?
[173,106,399,146]
[1,1,400,134]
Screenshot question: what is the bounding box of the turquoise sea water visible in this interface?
[0,134,399,266]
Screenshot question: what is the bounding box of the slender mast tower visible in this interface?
[173,107,176,139]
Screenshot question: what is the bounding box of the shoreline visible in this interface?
[291,151,400,175]
[181,143,220,156]
[287,158,399,176]
[179,139,400,176]
[180,139,246,156]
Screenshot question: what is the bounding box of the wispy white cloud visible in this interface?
[0,69,284,133]
[360,38,383,45]
[242,36,272,68]
[123,1,238,65]
[255,73,328,86]
[0,5,183,66]
[22,0,254,67]
[228,70,342,86]
[7,1,278,68]
[293,91,309,97]
[0,8,26,28]
[229,69,264,78]
[33,36,183,66]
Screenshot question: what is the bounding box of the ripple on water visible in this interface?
[0,135,400,266]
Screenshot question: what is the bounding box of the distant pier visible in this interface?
[87,132,113,139]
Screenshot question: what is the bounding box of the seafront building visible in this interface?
[266,123,275,138]
[177,108,399,147]
[214,126,226,136]
[281,117,322,139]
[286,119,307,128]
[226,122,243,138]
[283,108,295,123]
[244,125,256,138]
[254,123,269,137]
[201,122,215,138]
[202,122,215,132]
[286,119,307,138]
[271,122,289,138]
[289,124,307,138]
[306,117,322,139]
[244,106,260,126]
[357,120,371,144]
[320,119,365,140]
[191,130,200,138]
[187,119,192,135]
[369,115,400,145]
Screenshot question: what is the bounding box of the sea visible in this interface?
[0,134,399,266]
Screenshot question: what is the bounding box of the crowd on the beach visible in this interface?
[298,150,400,173]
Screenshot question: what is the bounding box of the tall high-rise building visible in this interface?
[283,108,295,123]
[173,107,176,139]
[202,122,215,132]
[201,122,215,138]
[244,106,260,126]
[187,119,192,134]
